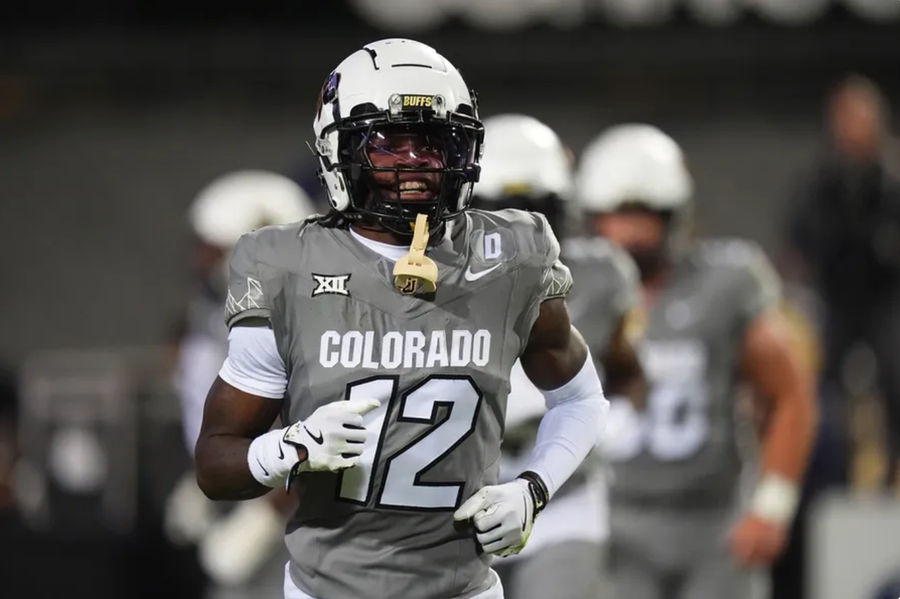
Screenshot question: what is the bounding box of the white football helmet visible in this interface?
[575,124,693,214]
[474,113,571,235]
[476,114,571,201]
[311,38,484,233]
[190,170,315,249]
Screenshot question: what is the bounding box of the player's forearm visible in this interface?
[527,395,605,495]
[195,434,271,500]
[601,351,647,409]
[195,376,288,500]
[598,319,647,407]
[760,389,816,482]
[747,388,816,527]
[740,311,817,521]
[524,354,608,496]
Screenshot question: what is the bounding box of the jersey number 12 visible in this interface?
[336,375,482,510]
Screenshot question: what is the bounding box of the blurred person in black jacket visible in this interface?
[778,74,900,599]
[787,75,900,484]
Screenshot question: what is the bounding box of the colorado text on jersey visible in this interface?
[319,329,491,369]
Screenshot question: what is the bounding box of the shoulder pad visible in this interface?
[695,237,781,316]
[225,222,310,327]
[463,208,558,267]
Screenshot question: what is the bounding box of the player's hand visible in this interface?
[453,480,534,557]
[200,498,283,587]
[284,399,380,473]
[728,513,788,567]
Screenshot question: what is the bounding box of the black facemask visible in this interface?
[335,116,483,236]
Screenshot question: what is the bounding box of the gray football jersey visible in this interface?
[225,209,572,599]
[606,239,779,507]
[562,236,639,355]
[187,286,229,345]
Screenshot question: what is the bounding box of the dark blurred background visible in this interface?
[1,2,899,598]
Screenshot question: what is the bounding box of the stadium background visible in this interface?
[1,2,899,598]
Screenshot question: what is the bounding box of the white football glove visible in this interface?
[453,479,536,557]
[164,471,215,546]
[247,398,379,488]
[200,498,283,587]
[284,399,379,473]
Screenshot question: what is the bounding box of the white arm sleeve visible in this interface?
[523,352,608,498]
[218,326,288,399]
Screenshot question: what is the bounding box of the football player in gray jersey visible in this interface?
[576,124,817,599]
[473,114,642,599]
[194,39,610,599]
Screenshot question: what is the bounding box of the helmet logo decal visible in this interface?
[388,94,446,118]
[316,71,341,119]
[402,95,433,108]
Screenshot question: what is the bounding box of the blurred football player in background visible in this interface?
[473,113,642,599]
[787,75,900,488]
[166,170,314,594]
[194,39,609,599]
[178,170,315,452]
[578,125,817,599]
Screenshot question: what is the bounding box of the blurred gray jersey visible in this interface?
[502,236,637,472]
[176,287,229,452]
[606,239,779,507]
[225,209,572,599]
[562,236,639,355]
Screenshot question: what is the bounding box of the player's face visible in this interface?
[595,208,668,280]
[595,209,664,248]
[828,88,882,163]
[366,129,445,202]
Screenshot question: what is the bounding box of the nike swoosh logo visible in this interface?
[256,457,270,477]
[304,425,324,445]
[464,263,501,282]
[277,441,285,461]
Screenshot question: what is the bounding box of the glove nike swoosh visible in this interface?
[277,441,284,460]
[304,425,324,445]
[256,457,270,477]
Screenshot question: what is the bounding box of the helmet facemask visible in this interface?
[327,104,483,236]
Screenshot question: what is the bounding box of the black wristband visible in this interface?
[517,471,549,516]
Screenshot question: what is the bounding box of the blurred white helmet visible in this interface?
[312,38,483,233]
[476,114,571,201]
[576,124,693,213]
[190,170,315,249]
